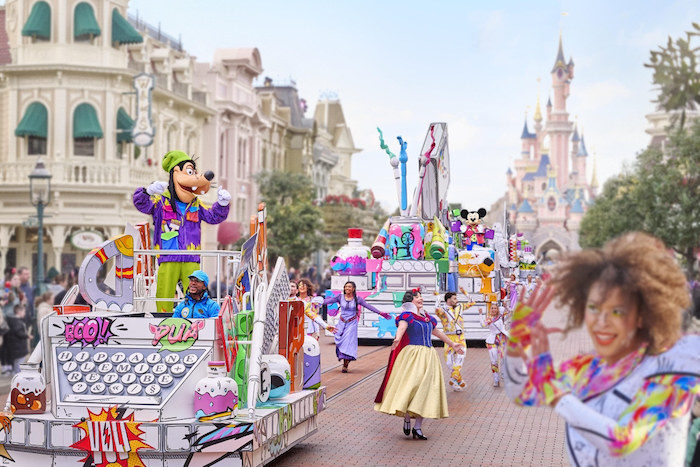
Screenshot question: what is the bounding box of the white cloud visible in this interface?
[437,114,481,151]
[573,80,632,111]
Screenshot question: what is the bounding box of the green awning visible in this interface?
[116,107,133,143]
[15,102,48,138]
[73,103,103,139]
[21,1,51,39]
[112,9,142,45]
[74,3,101,39]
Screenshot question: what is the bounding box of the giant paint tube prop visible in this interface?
[371,218,390,258]
[398,136,408,214]
[409,124,436,217]
[429,216,446,259]
[377,128,404,216]
[246,282,268,417]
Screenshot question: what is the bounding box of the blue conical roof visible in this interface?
[521,120,536,139]
[518,199,534,213]
[578,134,588,156]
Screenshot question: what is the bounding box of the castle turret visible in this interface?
[520,118,536,159]
[546,33,574,195]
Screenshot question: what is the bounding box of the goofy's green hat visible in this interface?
[162,150,192,173]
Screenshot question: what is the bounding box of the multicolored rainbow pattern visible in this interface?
[508,296,700,457]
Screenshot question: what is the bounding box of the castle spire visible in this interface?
[590,150,599,189]
[571,121,580,142]
[533,78,543,122]
[551,32,567,72]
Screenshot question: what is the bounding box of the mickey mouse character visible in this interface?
[134,150,231,313]
[460,208,487,250]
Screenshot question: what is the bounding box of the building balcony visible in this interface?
[0,160,156,191]
[10,43,128,70]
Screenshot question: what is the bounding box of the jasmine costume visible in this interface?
[374,303,448,420]
[505,302,700,466]
[323,294,384,362]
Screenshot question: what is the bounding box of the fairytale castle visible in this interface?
[505,36,599,256]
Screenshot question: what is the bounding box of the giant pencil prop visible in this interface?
[246,282,268,418]
[398,136,408,215]
[409,124,436,217]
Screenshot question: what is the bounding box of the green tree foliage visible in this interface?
[645,23,700,129]
[579,172,642,249]
[580,120,700,275]
[634,122,700,274]
[256,171,325,269]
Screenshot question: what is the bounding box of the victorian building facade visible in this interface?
[505,36,598,256]
[0,0,213,274]
[0,0,362,276]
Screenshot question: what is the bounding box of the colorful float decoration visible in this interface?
[327,122,508,340]
[1,157,325,466]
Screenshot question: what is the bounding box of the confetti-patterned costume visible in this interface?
[504,303,700,466]
[480,312,509,385]
[436,302,473,389]
[302,298,330,337]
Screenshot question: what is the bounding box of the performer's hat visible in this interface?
[188,270,210,287]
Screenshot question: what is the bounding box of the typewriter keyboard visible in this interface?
[54,346,207,406]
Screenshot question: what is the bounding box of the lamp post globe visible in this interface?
[28,158,52,293]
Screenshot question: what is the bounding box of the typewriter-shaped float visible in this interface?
[326,123,534,341]
[0,207,324,467]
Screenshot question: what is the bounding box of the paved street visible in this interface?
[271,307,592,467]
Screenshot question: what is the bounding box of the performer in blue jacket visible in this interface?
[173,271,220,319]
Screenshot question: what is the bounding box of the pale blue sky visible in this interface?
[128,0,698,212]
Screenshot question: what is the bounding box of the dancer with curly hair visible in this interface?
[505,232,700,466]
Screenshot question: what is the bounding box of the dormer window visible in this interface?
[74,3,101,43]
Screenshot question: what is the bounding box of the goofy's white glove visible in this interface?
[217,186,231,206]
[146,180,168,196]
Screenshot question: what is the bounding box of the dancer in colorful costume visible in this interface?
[134,150,230,312]
[505,232,700,466]
[435,288,474,391]
[298,279,333,339]
[480,303,509,386]
[506,273,520,312]
[319,281,390,373]
[374,290,465,440]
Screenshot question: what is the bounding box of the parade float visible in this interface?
[326,123,525,341]
[0,208,325,466]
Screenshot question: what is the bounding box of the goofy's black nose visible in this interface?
[204,171,215,181]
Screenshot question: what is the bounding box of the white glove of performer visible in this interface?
[311,296,324,305]
[146,181,168,196]
[217,186,231,206]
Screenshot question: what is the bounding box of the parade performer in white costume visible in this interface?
[480,302,509,387]
[505,232,700,466]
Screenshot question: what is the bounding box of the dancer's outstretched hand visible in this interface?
[507,284,555,358]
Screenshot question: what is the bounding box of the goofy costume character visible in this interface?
[133,150,231,313]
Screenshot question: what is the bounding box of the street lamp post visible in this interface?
[29,159,52,294]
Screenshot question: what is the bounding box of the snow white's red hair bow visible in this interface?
[411,287,421,294]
